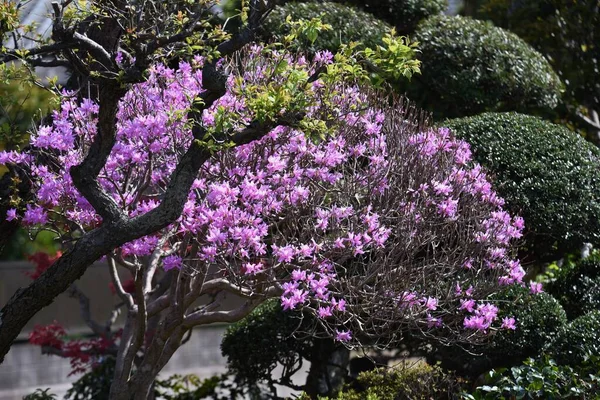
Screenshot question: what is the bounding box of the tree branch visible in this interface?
[183,299,263,328]
[108,256,135,308]
[66,284,108,336]
[69,84,127,222]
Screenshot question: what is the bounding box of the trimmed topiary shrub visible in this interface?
[474,0,600,114]
[547,255,600,320]
[221,300,350,397]
[549,310,600,367]
[430,285,567,377]
[489,286,567,363]
[445,112,600,259]
[411,15,563,118]
[262,1,392,53]
[341,0,448,34]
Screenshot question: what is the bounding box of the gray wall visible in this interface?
[0,262,229,399]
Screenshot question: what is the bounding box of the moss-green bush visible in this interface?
[411,15,563,118]
[445,112,600,259]
[262,1,392,53]
[547,255,600,320]
[549,310,600,367]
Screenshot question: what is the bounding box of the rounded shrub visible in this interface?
[431,285,567,376]
[549,310,600,366]
[473,0,600,113]
[445,112,600,259]
[411,15,563,118]
[489,286,567,362]
[262,1,392,53]
[547,255,600,320]
[340,0,448,33]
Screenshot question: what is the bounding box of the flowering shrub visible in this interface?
[3,42,524,393]
[25,251,63,280]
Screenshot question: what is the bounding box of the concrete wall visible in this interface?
[0,262,229,399]
[0,325,228,400]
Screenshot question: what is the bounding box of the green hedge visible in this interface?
[445,112,600,259]
[430,285,567,377]
[262,1,392,53]
[547,255,600,320]
[411,15,563,118]
[340,0,447,33]
[489,286,567,362]
[549,310,600,367]
[465,356,600,400]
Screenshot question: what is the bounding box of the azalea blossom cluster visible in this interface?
[1,46,526,348]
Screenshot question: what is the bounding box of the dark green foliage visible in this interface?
[154,373,246,400]
[445,112,600,259]
[307,364,459,400]
[263,1,392,53]
[222,300,352,397]
[431,286,567,377]
[220,300,312,386]
[341,0,448,34]
[489,286,567,363]
[474,0,600,114]
[65,358,115,400]
[549,310,600,367]
[411,15,563,118]
[547,255,600,319]
[464,356,600,399]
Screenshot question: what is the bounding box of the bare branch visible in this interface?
[66,284,107,336]
[70,84,128,222]
[109,256,134,308]
[183,299,262,328]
